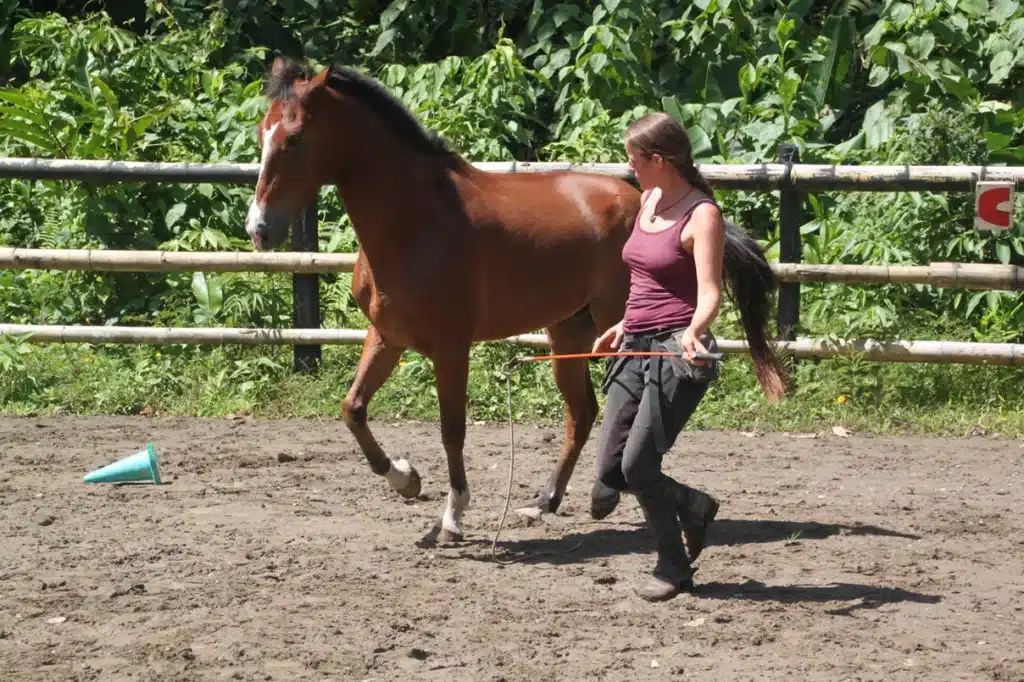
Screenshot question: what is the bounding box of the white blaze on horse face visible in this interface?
[245,122,281,240]
[441,487,471,536]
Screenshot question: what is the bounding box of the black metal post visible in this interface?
[291,199,321,373]
[777,143,803,341]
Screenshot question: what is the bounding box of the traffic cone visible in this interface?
[84,443,162,484]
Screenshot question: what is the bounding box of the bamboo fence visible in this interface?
[1,324,1021,365]
[4,156,1024,190]
[0,247,360,274]
[3,155,1024,370]
[3,248,1022,290]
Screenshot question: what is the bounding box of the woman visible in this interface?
[590,111,787,601]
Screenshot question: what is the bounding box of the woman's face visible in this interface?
[625,143,662,191]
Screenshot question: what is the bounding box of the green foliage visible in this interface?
[0,0,1023,432]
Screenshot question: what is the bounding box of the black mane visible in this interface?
[263,55,452,157]
[264,54,314,102]
[324,63,451,157]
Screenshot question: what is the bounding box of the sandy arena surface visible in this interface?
[1,414,1023,681]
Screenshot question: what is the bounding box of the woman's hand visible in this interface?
[592,321,624,354]
[680,327,709,366]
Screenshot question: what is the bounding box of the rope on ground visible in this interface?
[489,356,526,565]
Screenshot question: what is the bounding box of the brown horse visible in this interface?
[245,54,787,545]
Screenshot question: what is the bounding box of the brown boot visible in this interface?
[674,482,719,562]
[635,478,694,602]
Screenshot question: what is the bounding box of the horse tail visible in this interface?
[721,221,790,402]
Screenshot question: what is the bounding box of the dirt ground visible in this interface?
[1,414,1023,681]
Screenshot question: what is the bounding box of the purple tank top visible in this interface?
[621,195,716,334]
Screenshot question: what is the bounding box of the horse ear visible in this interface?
[265,50,290,79]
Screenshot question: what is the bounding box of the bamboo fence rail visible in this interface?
[0,247,360,274]
[3,248,1022,290]
[1,324,1020,365]
[4,156,1024,191]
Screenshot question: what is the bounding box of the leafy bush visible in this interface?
[0,0,1022,432]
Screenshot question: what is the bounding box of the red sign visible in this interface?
[975,181,1014,231]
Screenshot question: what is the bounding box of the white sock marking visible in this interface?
[441,487,471,535]
[385,458,412,491]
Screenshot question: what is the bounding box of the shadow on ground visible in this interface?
[691,580,941,611]
[463,517,920,566]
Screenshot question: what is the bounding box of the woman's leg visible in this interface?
[618,358,715,600]
[590,355,645,520]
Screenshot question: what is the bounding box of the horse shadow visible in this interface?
[472,516,921,567]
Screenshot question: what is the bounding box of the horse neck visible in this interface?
[331,131,466,271]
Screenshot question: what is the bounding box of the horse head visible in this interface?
[247,51,458,251]
[246,52,331,251]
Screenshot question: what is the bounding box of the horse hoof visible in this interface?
[436,528,463,544]
[530,488,562,515]
[416,523,463,548]
[396,466,421,499]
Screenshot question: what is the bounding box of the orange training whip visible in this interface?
[514,350,723,362]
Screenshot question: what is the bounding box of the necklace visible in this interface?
[648,186,696,223]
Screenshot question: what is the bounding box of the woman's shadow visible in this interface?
[484,516,922,565]
[459,516,940,611]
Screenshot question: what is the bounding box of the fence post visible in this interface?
[777,143,803,341]
[291,199,321,373]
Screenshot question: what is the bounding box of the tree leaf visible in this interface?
[917,31,936,59]
[687,124,713,159]
[0,118,56,152]
[191,272,210,310]
[779,68,801,109]
[370,28,396,57]
[966,290,986,317]
[165,203,188,230]
[862,100,894,148]
[806,16,852,110]
[992,0,1019,22]
[995,242,1012,264]
[738,63,757,99]
[989,50,1015,83]
[987,290,1001,313]
[191,272,223,314]
[959,0,987,16]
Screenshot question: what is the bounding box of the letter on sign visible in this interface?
[974,181,1014,231]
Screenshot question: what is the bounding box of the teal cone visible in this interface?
[84,443,162,484]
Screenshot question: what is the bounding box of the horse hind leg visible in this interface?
[516,306,600,519]
[341,325,421,499]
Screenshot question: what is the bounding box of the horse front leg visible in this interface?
[419,342,471,546]
[341,325,421,499]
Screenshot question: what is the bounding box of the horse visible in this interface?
[244,53,789,546]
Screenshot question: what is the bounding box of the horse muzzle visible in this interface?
[245,201,291,251]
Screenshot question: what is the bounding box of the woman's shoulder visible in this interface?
[689,196,723,223]
[682,197,725,243]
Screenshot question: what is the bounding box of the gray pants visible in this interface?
[593,327,717,497]
[591,326,721,583]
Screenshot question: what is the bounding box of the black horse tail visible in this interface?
[721,221,790,402]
